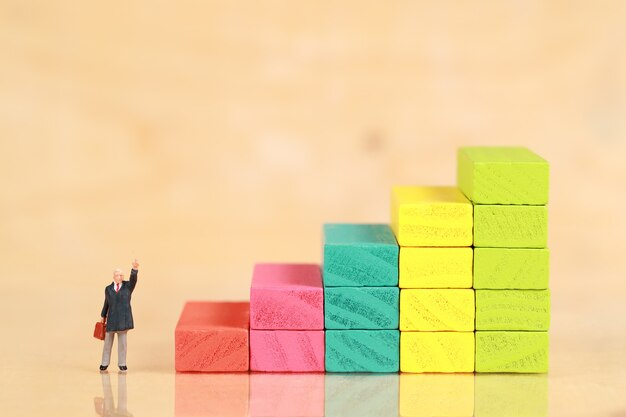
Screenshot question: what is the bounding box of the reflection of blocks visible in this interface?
[457,146,549,205]
[326,374,399,417]
[175,373,249,417]
[400,289,475,331]
[250,330,324,372]
[391,186,473,247]
[323,224,398,287]
[399,374,474,417]
[473,205,548,248]
[325,330,399,372]
[250,263,323,330]
[399,247,473,289]
[475,331,549,373]
[474,374,548,417]
[474,248,549,289]
[250,373,324,417]
[475,290,551,331]
[175,301,249,372]
[324,287,399,329]
[400,332,474,373]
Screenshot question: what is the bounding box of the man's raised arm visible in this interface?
[128,258,139,292]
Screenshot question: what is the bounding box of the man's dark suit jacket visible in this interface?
[101,269,138,332]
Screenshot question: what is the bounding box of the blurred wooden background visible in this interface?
[0,1,625,415]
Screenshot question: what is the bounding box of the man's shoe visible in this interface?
[99,365,108,371]
[119,366,128,372]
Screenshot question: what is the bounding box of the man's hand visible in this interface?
[100,317,106,323]
[132,258,139,269]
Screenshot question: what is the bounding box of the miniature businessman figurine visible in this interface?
[99,259,139,372]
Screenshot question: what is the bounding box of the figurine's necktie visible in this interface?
[115,283,120,293]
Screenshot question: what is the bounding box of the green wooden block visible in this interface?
[476,290,550,331]
[457,146,549,205]
[475,374,548,417]
[325,287,399,330]
[325,330,399,373]
[475,331,549,373]
[323,224,399,287]
[474,248,549,289]
[474,205,547,248]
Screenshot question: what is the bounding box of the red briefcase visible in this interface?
[94,321,106,340]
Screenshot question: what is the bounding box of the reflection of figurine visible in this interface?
[94,371,133,417]
[99,259,139,372]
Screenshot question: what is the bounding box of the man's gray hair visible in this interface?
[113,268,123,276]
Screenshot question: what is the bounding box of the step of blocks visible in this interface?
[399,374,474,417]
[249,373,324,417]
[250,330,325,372]
[324,287,399,329]
[323,223,398,287]
[400,331,475,373]
[457,146,549,205]
[399,247,473,289]
[474,374,548,417]
[174,301,249,372]
[400,289,475,331]
[391,186,473,247]
[475,290,551,331]
[326,374,399,417]
[250,263,323,330]
[473,205,548,248]
[325,330,399,372]
[475,331,549,373]
[474,248,549,289]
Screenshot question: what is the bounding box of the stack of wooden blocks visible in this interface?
[458,147,550,373]
[174,146,550,375]
[323,224,399,372]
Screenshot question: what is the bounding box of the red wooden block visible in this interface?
[175,301,249,372]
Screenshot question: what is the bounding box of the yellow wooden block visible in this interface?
[399,247,473,288]
[399,374,474,417]
[400,332,474,373]
[400,289,475,331]
[391,186,473,247]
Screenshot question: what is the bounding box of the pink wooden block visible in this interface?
[175,301,249,372]
[250,263,324,330]
[250,330,325,372]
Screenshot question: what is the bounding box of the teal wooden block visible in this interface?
[475,331,549,373]
[474,248,550,289]
[476,290,551,331]
[325,287,399,329]
[457,146,549,205]
[326,374,399,417]
[326,330,399,372]
[474,205,547,248]
[323,224,398,287]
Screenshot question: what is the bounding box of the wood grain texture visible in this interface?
[323,223,398,287]
[399,374,474,417]
[174,301,249,372]
[400,289,474,331]
[473,205,548,248]
[325,330,399,373]
[457,146,549,205]
[325,287,399,330]
[249,330,325,372]
[326,374,398,417]
[249,373,324,417]
[474,248,550,289]
[474,374,548,417]
[400,331,474,373]
[400,247,473,289]
[391,186,473,247]
[250,263,323,330]
[475,331,549,373]
[475,290,551,331]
